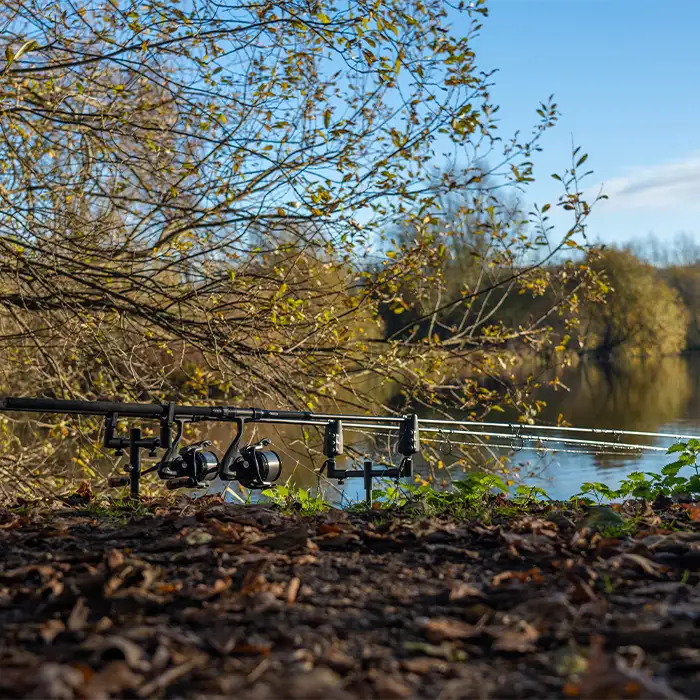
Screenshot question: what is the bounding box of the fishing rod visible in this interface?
[0,397,420,502]
[0,396,687,503]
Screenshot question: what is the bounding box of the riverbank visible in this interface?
[1,494,699,699]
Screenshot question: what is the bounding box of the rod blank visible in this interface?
[0,397,694,453]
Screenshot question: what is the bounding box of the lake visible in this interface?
[206,354,700,504]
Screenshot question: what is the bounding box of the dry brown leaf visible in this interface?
[28,663,83,698]
[106,549,125,572]
[240,560,268,594]
[85,635,149,671]
[287,576,301,605]
[490,620,539,653]
[578,635,686,699]
[82,661,143,699]
[373,673,413,698]
[448,581,483,601]
[40,619,66,644]
[680,504,700,522]
[491,568,545,586]
[401,657,450,675]
[67,597,89,633]
[76,481,93,502]
[612,553,661,575]
[137,654,206,698]
[422,617,478,642]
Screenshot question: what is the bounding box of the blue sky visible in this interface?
[464,0,700,247]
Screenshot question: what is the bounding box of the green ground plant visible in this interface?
[258,437,700,520]
[572,439,700,504]
[261,484,330,516]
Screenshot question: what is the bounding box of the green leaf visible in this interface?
[667,442,687,454]
[661,462,682,477]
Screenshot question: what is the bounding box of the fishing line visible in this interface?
[264,419,673,452]
[343,424,668,452]
[258,416,698,444]
[345,428,648,458]
[417,419,698,443]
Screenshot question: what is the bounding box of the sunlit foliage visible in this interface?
[0,0,603,491]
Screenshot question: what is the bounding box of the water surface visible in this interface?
[210,355,700,504]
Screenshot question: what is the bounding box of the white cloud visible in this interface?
[594,152,700,212]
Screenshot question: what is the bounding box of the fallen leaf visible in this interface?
[106,549,125,571]
[28,663,83,698]
[40,618,66,644]
[256,524,308,551]
[422,617,478,642]
[284,668,345,699]
[287,576,301,605]
[240,561,268,594]
[611,553,661,576]
[578,635,686,699]
[402,641,467,661]
[137,654,206,697]
[680,504,700,522]
[489,620,539,653]
[82,661,143,698]
[491,568,544,586]
[183,528,213,545]
[373,673,413,698]
[76,481,93,501]
[67,597,90,633]
[448,581,483,601]
[401,657,450,674]
[231,643,272,656]
[85,635,148,671]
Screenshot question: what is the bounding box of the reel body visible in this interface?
[233,441,282,489]
[157,440,220,489]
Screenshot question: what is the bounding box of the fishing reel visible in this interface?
[106,412,282,496]
[233,439,282,489]
[156,440,220,489]
[156,419,282,490]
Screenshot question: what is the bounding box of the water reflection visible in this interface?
[224,355,700,503]
[481,355,700,498]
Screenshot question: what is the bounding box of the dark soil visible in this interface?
[1,495,699,699]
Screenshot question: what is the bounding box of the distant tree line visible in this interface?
[378,225,700,364]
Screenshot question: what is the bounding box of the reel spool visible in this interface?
[232,440,282,489]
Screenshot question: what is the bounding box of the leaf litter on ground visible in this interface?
[0,493,699,698]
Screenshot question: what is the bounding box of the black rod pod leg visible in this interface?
[130,427,142,500]
[363,458,373,507]
[104,413,161,500]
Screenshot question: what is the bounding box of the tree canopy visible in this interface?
[0,0,605,490]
